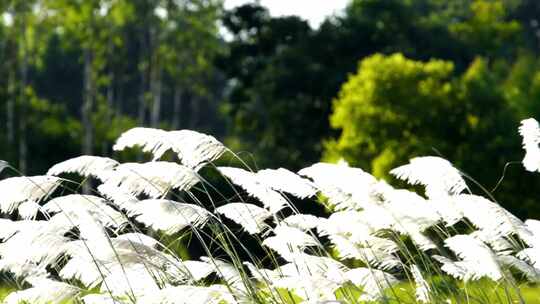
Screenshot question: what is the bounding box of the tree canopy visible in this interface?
[2,0,540,217]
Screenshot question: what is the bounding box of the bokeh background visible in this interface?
[2,0,540,219]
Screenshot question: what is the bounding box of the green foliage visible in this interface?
[325,53,455,175]
[449,0,522,57]
[0,0,224,174]
[2,0,540,218]
[218,4,320,169]
[325,52,540,218]
[217,0,499,170]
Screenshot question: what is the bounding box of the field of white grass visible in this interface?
[0,119,540,303]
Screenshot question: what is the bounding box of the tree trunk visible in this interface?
[102,31,115,156]
[18,21,28,174]
[81,48,94,193]
[150,67,162,128]
[107,72,114,114]
[6,69,15,147]
[116,76,124,116]
[82,48,94,156]
[149,20,161,128]
[137,30,148,127]
[189,95,199,129]
[172,85,183,129]
[103,70,114,156]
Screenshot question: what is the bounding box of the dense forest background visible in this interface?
[2,0,540,218]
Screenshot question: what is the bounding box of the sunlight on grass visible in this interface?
[1,122,540,303]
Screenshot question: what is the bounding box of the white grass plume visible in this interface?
[525,219,540,245]
[81,294,127,304]
[316,211,401,269]
[4,277,81,304]
[97,183,139,210]
[262,225,320,261]
[288,254,349,282]
[431,195,465,226]
[443,234,503,281]
[215,202,272,235]
[115,232,161,248]
[217,166,288,213]
[256,168,317,199]
[411,264,431,303]
[453,194,531,241]
[269,254,349,303]
[0,175,61,215]
[497,255,540,282]
[243,261,283,283]
[390,156,466,198]
[326,201,436,252]
[58,212,175,289]
[325,233,401,270]
[102,162,199,198]
[43,194,127,228]
[200,256,247,293]
[0,230,69,272]
[519,118,540,172]
[378,188,441,232]
[61,236,181,290]
[345,267,399,302]
[317,211,375,237]
[432,255,469,281]
[516,219,540,270]
[164,130,227,170]
[244,259,337,291]
[298,162,379,211]
[17,201,43,220]
[112,127,168,157]
[125,199,210,234]
[282,214,320,230]
[113,127,226,169]
[516,247,540,274]
[47,155,119,180]
[137,284,236,304]
[470,230,514,253]
[366,189,440,251]
[0,218,33,240]
[99,263,162,298]
[0,217,74,277]
[172,260,215,282]
[272,274,342,303]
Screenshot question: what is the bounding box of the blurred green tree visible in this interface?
[324,53,456,176]
[218,4,319,169]
[449,0,522,58]
[0,0,224,174]
[217,0,474,169]
[324,53,540,218]
[1,0,61,173]
[160,0,224,131]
